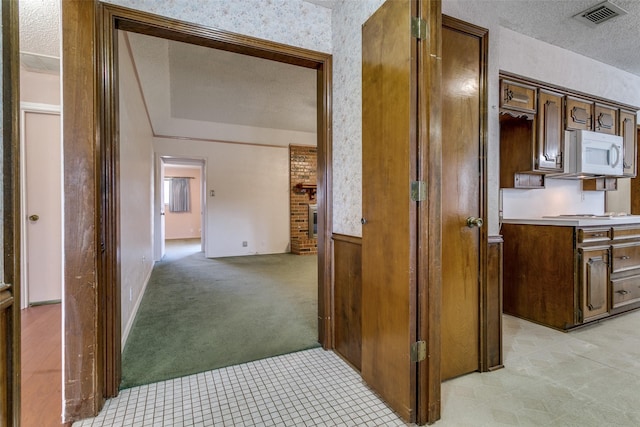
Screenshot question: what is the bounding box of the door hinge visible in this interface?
[411,16,427,39]
[410,340,427,362]
[410,181,427,202]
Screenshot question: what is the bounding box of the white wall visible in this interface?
[20,68,60,105]
[119,32,155,345]
[154,137,291,258]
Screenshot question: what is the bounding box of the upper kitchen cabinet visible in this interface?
[594,103,618,135]
[499,72,640,188]
[537,90,564,172]
[500,80,536,118]
[566,97,593,131]
[620,109,637,177]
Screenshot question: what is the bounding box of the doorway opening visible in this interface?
[158,157,206,258]
[110,13,330,392]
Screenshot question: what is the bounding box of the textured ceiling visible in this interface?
[19,0,61,57]
[495,0,640,77]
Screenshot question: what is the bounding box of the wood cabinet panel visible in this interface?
[332,235,362,371]
[502,224,577,329]
[579,247,609,320]
[537,91,564,171]
[566,97,594,131]
[620,110,637,177]
[483,236,503,372]
[594,104,617,135]
[500,80,536,114]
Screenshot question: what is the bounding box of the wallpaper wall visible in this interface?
[106,0,331,53]
[331,0,386,236]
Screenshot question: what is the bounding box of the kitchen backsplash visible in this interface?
[501,178,605,219]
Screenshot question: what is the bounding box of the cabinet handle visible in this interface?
[616,290,630,295]
[618,255,631,260]
[592,233,605,237]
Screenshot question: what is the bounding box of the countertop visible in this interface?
[501,215,640,227]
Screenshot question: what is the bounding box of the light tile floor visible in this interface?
[75,310,640,426]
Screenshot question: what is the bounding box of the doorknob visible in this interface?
[28,214,39,222]
[466,216,483,228]
[361,218,367,225]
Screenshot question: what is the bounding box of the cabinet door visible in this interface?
[594,104,617,135]
[537,91,563,171]
[566,97,593,131]
[579,247,609,321]
[620,110,637,177]
[500,80,536,114]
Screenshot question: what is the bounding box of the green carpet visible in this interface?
[120,241,319,389]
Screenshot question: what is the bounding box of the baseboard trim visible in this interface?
[121,264,154,348]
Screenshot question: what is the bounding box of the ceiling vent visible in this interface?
[574,1,628,27]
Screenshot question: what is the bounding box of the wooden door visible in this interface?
[361,0,418,421]
[1,0,21,423]
[441,17,487,381]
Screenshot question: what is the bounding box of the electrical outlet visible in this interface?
[242,241,248,247]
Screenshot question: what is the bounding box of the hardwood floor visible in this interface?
[21,303,66,426]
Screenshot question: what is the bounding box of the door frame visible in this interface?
[2,0,21,423]
[19,103,61,308]
[158,156,207,256]
[62,1,333,421]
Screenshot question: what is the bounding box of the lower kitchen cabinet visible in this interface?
[503,223,640,330]
[579,246,609,321]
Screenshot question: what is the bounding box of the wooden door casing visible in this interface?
[440,16,487,381]
[361,0,418,421]
[63,1,334,421]
[2,0,21,424]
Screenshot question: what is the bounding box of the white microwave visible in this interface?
[564,129,623,177]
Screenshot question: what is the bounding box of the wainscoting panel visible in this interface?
[332,234,362,370]
[483,235,504,371]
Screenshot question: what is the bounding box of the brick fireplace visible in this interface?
[290,145,318,255]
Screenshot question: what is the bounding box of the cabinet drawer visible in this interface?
[611,244,640,273]
[611,226,640,241]
[611,275,640,308]
[577,228,610,244]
